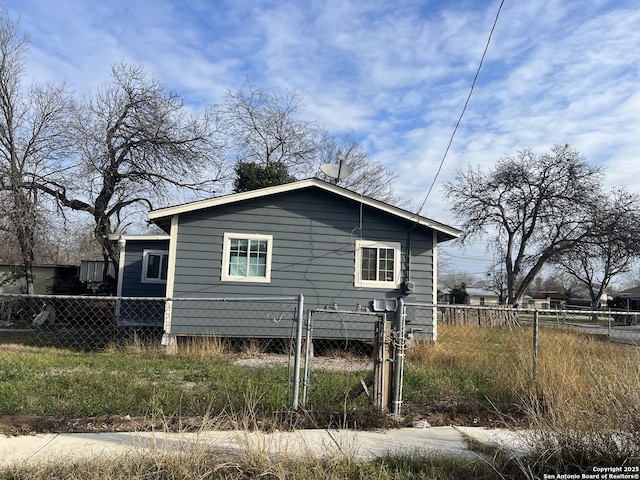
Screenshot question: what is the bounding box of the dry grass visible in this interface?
[106,334,277,360]
[0,436,500,480]
[407,324,640,427]
[531,329,640,429]
[408,324,640,473]
[404,324,533,411]
[107,334,230,359]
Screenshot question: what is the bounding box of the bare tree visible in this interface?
[223,81,405,204]
[439,270,481,291]
[485,262,508,304]
[554,188,640,308]
[223,80,320,178]
[316,133,403,205]
[0,7,73,293]
[444,145,603,306]
[32,63,227,282]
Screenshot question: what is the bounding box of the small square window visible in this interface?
[222,233,272,283]
[142,250,169,283]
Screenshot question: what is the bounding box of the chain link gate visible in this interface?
[295,300,409,415]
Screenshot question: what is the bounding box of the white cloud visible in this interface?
[5,0,640,274]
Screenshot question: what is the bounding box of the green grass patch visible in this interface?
[0,345,293,419]
[0,343,381,430]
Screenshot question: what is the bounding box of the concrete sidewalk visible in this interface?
[0,426,532,467]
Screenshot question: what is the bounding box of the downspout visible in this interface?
[432,230,438,342]
[406,226,412,287]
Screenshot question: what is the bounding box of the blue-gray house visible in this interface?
[116,179,460,340]
[113,234,170,327]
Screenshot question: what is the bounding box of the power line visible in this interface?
[416,0,506,216]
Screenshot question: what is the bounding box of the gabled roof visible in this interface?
[148,178,461,241]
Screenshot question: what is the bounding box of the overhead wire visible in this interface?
[415,0,506,217]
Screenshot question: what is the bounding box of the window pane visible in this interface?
[361,247,377,281]
[248,240,267,277]
[160,254,168,280]
[147,254,160,279]
[378,248,395,282]
[229,239,248,276]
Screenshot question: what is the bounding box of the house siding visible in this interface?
[168,188,435,339]
[118,239,169,327]
[121,239,170,297]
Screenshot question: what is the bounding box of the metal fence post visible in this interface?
[391,297,406,415]
[301,309,313,408]
[292,293,304,410]
[533,309,539,382]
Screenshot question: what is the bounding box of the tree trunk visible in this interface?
[13,188,36,294]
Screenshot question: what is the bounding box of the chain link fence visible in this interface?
[2,293,640,418]
[0,294,121,349]
[0,293,304,351]
[432,303,640,346]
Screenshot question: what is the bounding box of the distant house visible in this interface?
[617,286,640,310]
[441,287,500,306]
[526,292,570,310]
[464,288,500,306]
[114,178,460,340]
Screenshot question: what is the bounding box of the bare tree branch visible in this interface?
[444,144,603,305]
[30,62,228,283]
[554,188,640,307]
[0,6,74,292]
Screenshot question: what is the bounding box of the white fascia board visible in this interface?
[148,179,319,219]
[108,234,171,241]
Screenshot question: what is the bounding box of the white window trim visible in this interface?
[141,249,169,284]
[221,232,273,283]
[354,240,401,289]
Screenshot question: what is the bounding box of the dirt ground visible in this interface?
[0,414,207,436]
[0,404,522,436]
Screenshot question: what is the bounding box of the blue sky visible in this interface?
[6,0,640,276]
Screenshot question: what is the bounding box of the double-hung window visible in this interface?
[222,233,273,282]
[142,250,169,283]
[354,240,401,288]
